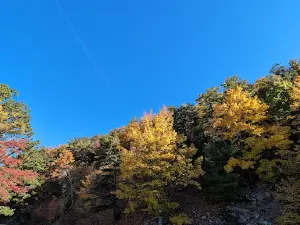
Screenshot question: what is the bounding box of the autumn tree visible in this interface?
[116,107,203,225]
[46,146,76,213]
[48,147,74,179]
[0,84,38,216]
[193,81,245,201]
[209,86,291,181]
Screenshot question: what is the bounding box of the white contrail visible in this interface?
[55,0,111,87]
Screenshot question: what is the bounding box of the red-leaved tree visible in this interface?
[0,140,37,202]
[0,84,37,216]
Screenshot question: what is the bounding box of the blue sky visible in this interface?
[1,0,300,146]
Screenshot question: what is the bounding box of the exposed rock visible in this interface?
[225,182,282,225]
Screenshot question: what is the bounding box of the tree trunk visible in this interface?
[158,216,163,225]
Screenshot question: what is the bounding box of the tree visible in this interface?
[20,141,50,174]
[275,76,300,224]
[67,131,120,169]
[67,132,120,194]
[71,132,121,212]
[209,86,291,181]
[116,107,203,225]
[221,76,249,91]
[48,147,74,179]
[252,75,292,122]
[269,59,300,81]
[170,104,204,150]
[290,76,300,111]
[46,146,76,210]
[202,142,248,202]
[195,86,224,146]
[196,87,223,118]
[0,84,37,216]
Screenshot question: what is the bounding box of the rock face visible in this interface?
[225,182,282,225]
[133,183,283,225]
[174,182,282,225]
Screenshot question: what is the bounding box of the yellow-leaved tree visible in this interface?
[116,107,203,225]
[209,86,291,181]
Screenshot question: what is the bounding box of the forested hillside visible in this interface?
[0,60,299,225]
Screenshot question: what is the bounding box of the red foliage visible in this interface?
[0,139,37,203]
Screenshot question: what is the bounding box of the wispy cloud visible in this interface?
[55,0,111,87]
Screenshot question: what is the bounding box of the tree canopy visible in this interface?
[0,60,300,225]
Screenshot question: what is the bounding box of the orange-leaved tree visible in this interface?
[47,146,75,209]
[48,147,74,179]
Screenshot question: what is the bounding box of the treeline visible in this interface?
[0,60,300,225]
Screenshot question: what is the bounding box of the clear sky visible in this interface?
[1,0,300,147]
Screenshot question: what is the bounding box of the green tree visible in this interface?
[196,86,224,145]
[252,75,292,122]
[202,142,248,201]
[170,104,204,150]
[196,86,223,118]
[74,132,121,189]
[68,131,120,167]
[20,142,50,174]
[221,76,249,91]
[270,59,300,81]
[66,131,121,216]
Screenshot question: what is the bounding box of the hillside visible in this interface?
[0,60,299,225]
